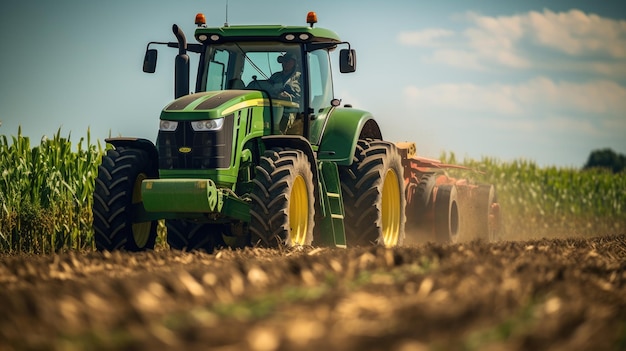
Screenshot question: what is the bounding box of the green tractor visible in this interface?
[92,12,499,252]
[93,12,407,252]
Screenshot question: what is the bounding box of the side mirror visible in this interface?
[143,49,158,73]
[339,49,356,73]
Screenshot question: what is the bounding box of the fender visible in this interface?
[317,107,383,165]
[105,137,159,177]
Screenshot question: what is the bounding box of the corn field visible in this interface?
[441,152,626,239]
[0,128,103,253]
[0,130,624,253]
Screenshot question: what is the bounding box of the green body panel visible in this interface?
[141,179,250,222]
[158,169,238,188]
[160,90,294,131]
[309,106,332,146]
[161,90,265,121]
[195,25,342,43]
[317,107,380,165]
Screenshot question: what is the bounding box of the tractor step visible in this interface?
[317,161,347,248]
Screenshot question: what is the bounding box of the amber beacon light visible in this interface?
[195,13,206,26]
[307,11,318,27]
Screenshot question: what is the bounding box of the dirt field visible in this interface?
[1,235,625,351]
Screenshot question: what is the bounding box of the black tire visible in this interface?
[166,220,226,252]
[467,184,498,242]
[406,172,438,226]
[92,148,157,251]
[248,148,315,247]
[339,139,406,247]
[434,184,460,244]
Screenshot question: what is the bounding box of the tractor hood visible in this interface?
[160,90,266,121]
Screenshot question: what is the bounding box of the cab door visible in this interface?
[307,48,334,145]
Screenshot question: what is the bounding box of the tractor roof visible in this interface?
[194,25,342,44]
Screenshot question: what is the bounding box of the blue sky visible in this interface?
[1,0,625,167]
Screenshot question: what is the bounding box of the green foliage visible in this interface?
[0,127,103,253]
[583,148,626,173]
[441,152,626,239]
[0,128,624,253]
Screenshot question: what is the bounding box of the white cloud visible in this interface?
[517,78,626,115]
[404,82,522,115]
[403,78,626,136]
[397,9,626,74]
[463,12,529,68]
[526,9,626,58]
[405,78,626,114]
[397,29,455,47]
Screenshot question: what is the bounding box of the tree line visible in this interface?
[583,148,625,173]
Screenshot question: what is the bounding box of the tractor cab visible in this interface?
[144,12,356,142]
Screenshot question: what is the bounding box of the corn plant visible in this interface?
[0,127,103,253]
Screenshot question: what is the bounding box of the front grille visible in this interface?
[157,115,234,169]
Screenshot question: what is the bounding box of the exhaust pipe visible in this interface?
[172,24,189,98]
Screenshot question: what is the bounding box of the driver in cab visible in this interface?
[266,53,302,134]
[267,53,301,102]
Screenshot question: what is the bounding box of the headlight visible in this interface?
[191,118,224,131]
[160,120,178,131]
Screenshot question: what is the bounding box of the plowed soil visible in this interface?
[1,235,625,351]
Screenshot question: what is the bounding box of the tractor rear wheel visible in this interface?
[406,172,438,226]
[248,148,315,247]
[92,147,157,251]
[166,220,226,252]
[467,184,498,242]
[339,139,406,247]
[434,184,460,244]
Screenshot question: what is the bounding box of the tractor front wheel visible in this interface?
[166,220,226,252]
[248,148,315,248]
[92,147,157,251]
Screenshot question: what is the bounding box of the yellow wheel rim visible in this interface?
[381,169,401,247]
[131,173,151,248]
[289,175,309,245]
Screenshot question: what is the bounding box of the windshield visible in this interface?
[201,42,302,97]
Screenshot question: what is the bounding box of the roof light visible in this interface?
[306,11,317,27]
[195,13,206,27]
